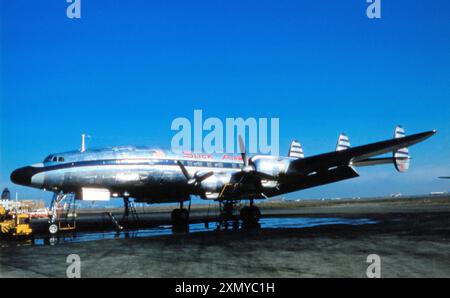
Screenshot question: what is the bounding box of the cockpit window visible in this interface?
[44,155,65,163]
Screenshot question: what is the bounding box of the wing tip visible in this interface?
[420,129,437,138]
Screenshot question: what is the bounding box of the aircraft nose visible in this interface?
[10,166,35,186]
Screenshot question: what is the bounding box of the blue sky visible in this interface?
[1,0,449,203]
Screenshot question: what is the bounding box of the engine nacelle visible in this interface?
[199,172,233,193]
[249,155,290,179]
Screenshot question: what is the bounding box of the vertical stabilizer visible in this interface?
[393,126,410,172]
[288,140,304,158]
[336,133,351,151]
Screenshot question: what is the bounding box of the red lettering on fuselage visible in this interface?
[182,151,243,161]
[182,151,212,160]
[222,154,243,161]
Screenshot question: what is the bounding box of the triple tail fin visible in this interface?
[336,133,350,151]
[393,125,410,172]
[288,140,304,158]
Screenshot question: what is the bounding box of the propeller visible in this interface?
[176,160,214,187]
[238,136,255,173]
[238,135,248,167]
[237,135,276,183]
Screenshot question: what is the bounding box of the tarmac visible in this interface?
[1,195,450,277]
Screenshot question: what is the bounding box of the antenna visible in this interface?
[81,134,86,152]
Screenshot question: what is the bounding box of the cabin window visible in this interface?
[58,157,65,162]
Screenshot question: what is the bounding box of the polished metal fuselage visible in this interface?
[23,147,250,203]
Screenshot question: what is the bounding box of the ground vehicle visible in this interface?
[0,207,33,237]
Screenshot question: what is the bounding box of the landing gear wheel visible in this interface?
[240,206,261,229]
[49,224,58,235]
[171,208,189,223]
[171,208,189,232]
[240,206,261,221]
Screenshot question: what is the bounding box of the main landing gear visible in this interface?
[171,200,190,232]
[217,200,261,230]
[217,201,240,230]
[240,201,261,229]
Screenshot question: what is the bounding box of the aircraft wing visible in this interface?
[288,130,436,175]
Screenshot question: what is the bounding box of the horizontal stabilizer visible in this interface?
[353,157,410,167]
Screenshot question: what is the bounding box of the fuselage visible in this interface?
[11,146,291,203]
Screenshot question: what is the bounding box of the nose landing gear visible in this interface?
[48,192,77,235]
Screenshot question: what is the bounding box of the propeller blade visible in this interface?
[176,160,191,180]
[238,135,248,167]
[178,160,213,187]
[196,171,214,183]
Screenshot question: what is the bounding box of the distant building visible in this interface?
[0,199,46,212]
[1,188,11,200]
[0,199,19,211]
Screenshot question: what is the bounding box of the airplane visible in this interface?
[10,126,436,234]
[439,177,450,179]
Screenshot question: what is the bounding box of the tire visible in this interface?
[179,209,189,221]
[240,206,251,219]
[240,206,261,227]
[249,206,261,221]
[240,206,260,220]
[49,224,58,235]
[171,208,189,233]
[171,209,189,225]
[171,209,181,222]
